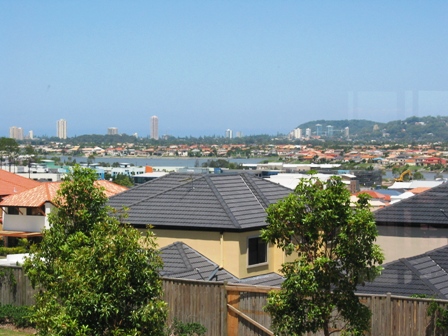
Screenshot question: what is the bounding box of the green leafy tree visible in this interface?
[113,173,134,187]
[24,165,166,335]
[413,171,425,180]
[261,176,384,336]
[0,137,19,171]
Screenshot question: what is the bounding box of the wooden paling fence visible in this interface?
[1,265,448,335]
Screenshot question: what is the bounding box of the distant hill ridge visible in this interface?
[298,115,448,142]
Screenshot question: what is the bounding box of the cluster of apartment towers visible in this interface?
[9,117,156,141]
[9,119,67,140]
[289,124,350,139]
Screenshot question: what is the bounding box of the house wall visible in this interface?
[150,228,286,279]
[377,226,448,263]
[2,203,54,232]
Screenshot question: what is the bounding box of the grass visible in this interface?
[0,330,34,335]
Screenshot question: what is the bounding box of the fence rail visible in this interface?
[1,265,448,335]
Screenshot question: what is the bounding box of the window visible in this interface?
[248,237,267,266]
[7,207,19,215]
[26,205,45,216]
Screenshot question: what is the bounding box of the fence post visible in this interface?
[221,283,228,336]
[386,292,392,335]
[227,288,239,336]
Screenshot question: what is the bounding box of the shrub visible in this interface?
[166,319,207,336]
[0,247,27,256]
[0,304,34,328]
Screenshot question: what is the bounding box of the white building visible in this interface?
[150,116,159,140]
[293,128,302,139]
[108,127,118,135]
[225,129,233,139]
[57,119,67,139]
[9,126,23,140]
[344,126,350,138]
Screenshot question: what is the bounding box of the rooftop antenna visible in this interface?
[181,171,195,191]
[195,268,205,280]
[207,266,220,281]
[440,209,448,221]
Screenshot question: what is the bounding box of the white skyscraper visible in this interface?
[225,129,233,139]
[108,127,118,135]
[150,116,159,140]
[9,126,23,140]
[57,119,67,139]
[293,128,302,139]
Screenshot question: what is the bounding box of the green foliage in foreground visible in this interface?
[24,165,167,335]
[262,176,384,336]
[0,305,34,329]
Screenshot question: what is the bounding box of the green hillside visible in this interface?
[298,116,448,142]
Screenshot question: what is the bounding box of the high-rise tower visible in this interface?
[9,126,23,140]
[57,119,67,139]
[150,116,159,140]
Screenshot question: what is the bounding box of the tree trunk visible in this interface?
[323,322,330,336]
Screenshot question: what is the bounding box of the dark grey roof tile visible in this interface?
[357,244,448,299]
[374,182,448,225]
[109,172,292,231]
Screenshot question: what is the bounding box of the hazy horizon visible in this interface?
[2,1,448,138]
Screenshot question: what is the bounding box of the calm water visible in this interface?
[57,156,263,167]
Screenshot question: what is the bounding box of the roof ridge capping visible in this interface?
[204,174,242,229]
[116,174,206,208]
[240,173,270,209]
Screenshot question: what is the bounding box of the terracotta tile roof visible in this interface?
[0,180,128,207]
[0,169,41,197]
[355,190,390,201]
[410,187,430,194]
[95,180,128,197]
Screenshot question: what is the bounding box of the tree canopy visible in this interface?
[24,165,166,335]
[262,176,384,336]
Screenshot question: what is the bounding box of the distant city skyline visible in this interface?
[2,2,448,137]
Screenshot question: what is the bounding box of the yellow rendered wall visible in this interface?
[144,228,288,279]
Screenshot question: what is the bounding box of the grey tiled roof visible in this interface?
[374,181,448,225]
[160,241,284,286]
[108,173,292,231]
[357,245,448,299]
[160,242,238,282]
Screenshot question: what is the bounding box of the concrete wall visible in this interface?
[377,225,448,263]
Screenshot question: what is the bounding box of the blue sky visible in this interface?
[1,1,448,138]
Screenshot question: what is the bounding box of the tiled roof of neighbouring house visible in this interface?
[0,169,41,197]
[160,242,284,287]
[0,180,128,207]
[374,181,448,225]
[108,173,292,231]
[357,245,448,299]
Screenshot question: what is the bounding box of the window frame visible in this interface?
[247,236,268,268]
[7,206,20,215]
